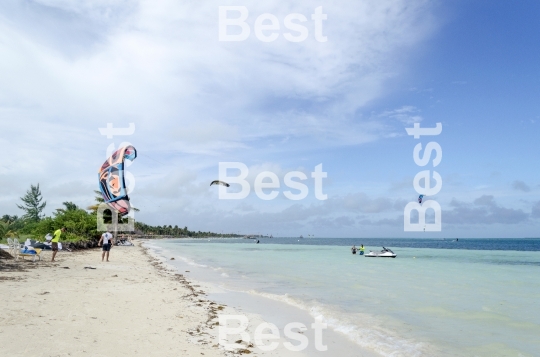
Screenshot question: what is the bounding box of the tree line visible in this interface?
[0,184,241,242]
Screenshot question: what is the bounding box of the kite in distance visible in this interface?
[210,180,230,187]
[98,145,137,216]
[418,195,424,204]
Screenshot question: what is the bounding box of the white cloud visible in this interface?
[380,105,423,125]
[1,0,437,142]
[0,0,440,233]
[446,195,529,225]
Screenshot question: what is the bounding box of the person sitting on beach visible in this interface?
[99,231,113,262]
[51,227,66,262]
[351,245,357,254]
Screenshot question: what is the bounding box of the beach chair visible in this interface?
[16,246,42,262]
[11,238,20,259]
[12,238,40,262]
[7,238,14,255]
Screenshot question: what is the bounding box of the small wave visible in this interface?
[145,244,209,268]
[176,255,208,268]
[246,290,435,357]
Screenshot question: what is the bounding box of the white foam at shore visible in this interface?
[145,239,540,357]
[244,290,433,357]
[145,241,430,356]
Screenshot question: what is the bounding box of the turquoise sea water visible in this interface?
[149,238,540,357]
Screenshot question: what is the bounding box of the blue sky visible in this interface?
[1,0,539,238]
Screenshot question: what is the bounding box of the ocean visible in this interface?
[147,238,540,357]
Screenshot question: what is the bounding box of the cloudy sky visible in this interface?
[1,0,539,238]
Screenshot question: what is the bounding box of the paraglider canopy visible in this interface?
[210,180,230,187]
[98,145,137,216]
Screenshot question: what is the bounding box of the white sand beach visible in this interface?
[0,242,251,357]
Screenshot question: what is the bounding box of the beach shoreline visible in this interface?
[145,239,381,357]
[2,241,357,357]
[145,238,540,357]
[0,242,251,357]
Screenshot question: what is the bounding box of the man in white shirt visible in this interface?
[98,231,114,262]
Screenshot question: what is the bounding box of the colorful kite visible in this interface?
[98,145,137,216]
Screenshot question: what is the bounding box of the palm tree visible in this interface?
[17,184,46,221]
[88,190,140,213]
[56,201,80,214]
[0,222,6,239]
[87,190,106,213]
[0,222,19,238]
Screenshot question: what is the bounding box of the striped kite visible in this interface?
[98,145,137,216]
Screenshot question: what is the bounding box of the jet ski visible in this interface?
[365,247,396,258]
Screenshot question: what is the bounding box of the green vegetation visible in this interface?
[134,222,240,238]
[17,184,46,222]
[0,184,241,244]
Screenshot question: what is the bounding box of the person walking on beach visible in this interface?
[99,231,113,262]
[51,227,65,262]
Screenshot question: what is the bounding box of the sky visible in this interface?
[1,0,539,238]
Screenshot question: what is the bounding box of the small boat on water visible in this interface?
[365,247,397,258]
